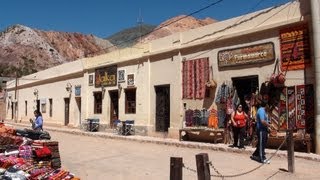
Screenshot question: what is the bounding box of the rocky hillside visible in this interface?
[107,15,216,47]
[0,15,216,77]
[0,25,115,77]
[140,15,216,43]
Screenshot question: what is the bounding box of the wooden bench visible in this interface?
[179,128,224,144]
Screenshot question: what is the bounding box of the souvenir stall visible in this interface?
[179,57,224,144]
[263,23,314,153]
[264,82,314,153]
[0,123,80,179]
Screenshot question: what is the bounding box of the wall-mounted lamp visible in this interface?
[66,83,72,93]
[33,89,38,97]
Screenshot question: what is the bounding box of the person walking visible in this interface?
[251,101,271,164]
[230,104,248,149]
[30,110,43,131]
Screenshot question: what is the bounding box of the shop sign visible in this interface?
[217,42,275,68]
[95,65,117,87]
[127,74,135,86]
[118,70,126,83]
[280,24,310,71]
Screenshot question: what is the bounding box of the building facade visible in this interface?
[5,1,320,153]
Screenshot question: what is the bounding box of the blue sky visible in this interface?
[0,0,291,38]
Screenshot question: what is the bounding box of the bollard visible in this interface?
[286,129,295,173]
[195,153,210,180]
[170,157,183,180]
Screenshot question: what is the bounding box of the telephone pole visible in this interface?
[137,8,144,43]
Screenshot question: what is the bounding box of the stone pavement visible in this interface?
[5,121,320,162]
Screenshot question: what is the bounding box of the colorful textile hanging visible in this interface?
[182,60,195,99]
[208,109,218,129]
[287,86,296,129]
[270,106,279,131]
[278,87,287,131]
[182,57,209,99]
[195,58,209,99]
[280,24,311,71]
[296,84,314,130]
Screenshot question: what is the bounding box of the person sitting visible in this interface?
[30,110,43,131]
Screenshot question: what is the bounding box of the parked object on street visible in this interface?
[115,120,135,136]
[15,128,51,140]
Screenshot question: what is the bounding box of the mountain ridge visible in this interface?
[0,15,216,77]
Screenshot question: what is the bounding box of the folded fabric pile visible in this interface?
[0,124,80,179]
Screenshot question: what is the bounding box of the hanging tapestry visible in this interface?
[296,84,314,130]
[280,24,311,71]
[182,60,195,99]
[296,85,306,129]
[278,87,287,131]
[270,106,279,131]
[195,58,209,99]
[287,86,296,129]
[182,57,209,99]
[185,109,194,127]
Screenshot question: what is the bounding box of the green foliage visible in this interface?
[106,24,156,48]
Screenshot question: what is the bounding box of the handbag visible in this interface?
[270,58,285,86]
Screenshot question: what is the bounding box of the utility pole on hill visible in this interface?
[137,8,144,43]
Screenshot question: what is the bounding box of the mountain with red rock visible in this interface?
[0,24,115,77]
[0,15,216,77]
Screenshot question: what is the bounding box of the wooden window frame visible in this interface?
[125,88,136,114]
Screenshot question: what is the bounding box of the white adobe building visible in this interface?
[5,0,320,154]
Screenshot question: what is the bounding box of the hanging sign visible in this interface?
[280,24,311,71]
[95,65,117,87]
[217,42,275,68]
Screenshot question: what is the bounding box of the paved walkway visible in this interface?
[5,121,320,162]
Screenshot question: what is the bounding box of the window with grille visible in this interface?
[125,88,136,114]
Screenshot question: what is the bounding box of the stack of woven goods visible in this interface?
[0,123,80,179]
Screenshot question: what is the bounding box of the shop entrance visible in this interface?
[155,85,170,132]
[231,75,259,113]
[64,98,70,126]
[109,90,119,128]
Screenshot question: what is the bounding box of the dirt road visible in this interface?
[47,131,319,180]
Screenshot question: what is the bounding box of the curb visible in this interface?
[7,122,320,162]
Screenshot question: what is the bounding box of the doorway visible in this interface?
[155,85,170,132]
[75,97,81,125]
[64,98,70,126]
[36,100,40,112]
[109,90,119,128]
[231,75,258,113]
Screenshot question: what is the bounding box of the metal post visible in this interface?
[310,0,320,155]
[286,130,295,173]
[170,157,183,180]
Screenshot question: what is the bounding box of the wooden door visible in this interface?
[155,85,170,132]
[109,90,119,128]
[64,98,70,126]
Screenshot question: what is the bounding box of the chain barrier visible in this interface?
[207,161,224,179]
[208,135,288,178]
[182,163,197,173]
